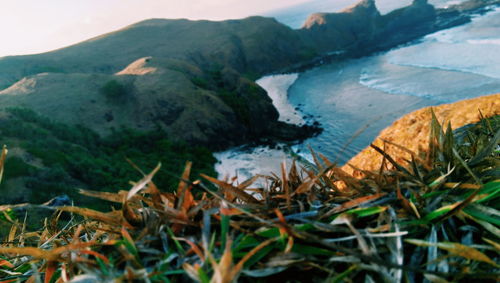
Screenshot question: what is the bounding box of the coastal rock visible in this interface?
[343,93,500,175]
[300,0,381,53]
[299,0,437,56]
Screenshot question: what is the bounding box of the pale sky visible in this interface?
[0,0,310,57]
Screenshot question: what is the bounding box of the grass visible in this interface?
[0,113,498,282]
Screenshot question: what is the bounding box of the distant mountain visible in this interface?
[0,0,496,148]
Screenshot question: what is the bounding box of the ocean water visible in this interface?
[215,2,500,180]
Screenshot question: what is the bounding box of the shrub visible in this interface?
[219,91,251,126]
[2,156,36,179]
[100,80,127,101]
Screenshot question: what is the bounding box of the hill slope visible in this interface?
[0,16,314,148]
[0,0,497,148]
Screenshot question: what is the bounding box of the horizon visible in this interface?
[0,0,312,58]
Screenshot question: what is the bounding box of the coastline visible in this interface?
[256,74,304,126]
[215,2,500,180]
[215,74,306,181]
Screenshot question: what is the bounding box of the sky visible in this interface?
[0,0,310,57]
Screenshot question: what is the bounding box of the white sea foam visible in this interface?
[440,0,463,8]
[387,6,500,80]
[387,44,500,79]
[425,30,461,44]
[214,145,294,184]
[467,38,500,45]
[256,74,304,125]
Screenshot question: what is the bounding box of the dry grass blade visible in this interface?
[144,180,164,210]
[78,189,127,203]
[175,237,204,260]
[396,180,420,218]
[370,144,412,176]
[0,247,52,260]
[293,177,317,195]
[381,139,432,171]
[443,183,482,190]
[44,261,57,283]
[237,175,261,190]
[207,238,234,283]
[281,161,291,211]
[405,239,498,267]
[127,162,161,200]
[482,238,500,251]
[201,174,260,204]
[58,206,125,227]
[176,161,192,210]
[0,145,7,184]
[0,242,96,262]
[344,216,371,256]
[234,237,278,272]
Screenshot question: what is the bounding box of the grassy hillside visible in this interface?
[0,108,216,209]
[0,16,315,149]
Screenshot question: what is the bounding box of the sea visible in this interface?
[215,0,500,181]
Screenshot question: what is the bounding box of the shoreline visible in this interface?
[215,73,310,181]
[256,74,304,126]
[272,1,500,77]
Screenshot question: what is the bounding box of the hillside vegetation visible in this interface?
[0,103,497,282]
[0,108,216,209]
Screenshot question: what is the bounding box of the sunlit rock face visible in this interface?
[343,93,500,175]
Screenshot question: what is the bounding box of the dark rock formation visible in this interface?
[299,0,436,56]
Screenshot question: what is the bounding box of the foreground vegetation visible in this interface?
[0,113,498,282]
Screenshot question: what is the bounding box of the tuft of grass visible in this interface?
[0,114,498,282]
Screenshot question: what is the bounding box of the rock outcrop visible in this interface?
[299,0,437,56]
[344,93,500,175]
[300,0,381,53]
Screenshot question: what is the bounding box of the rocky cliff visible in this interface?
[344,93,500,175]
[298,0,439,56]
